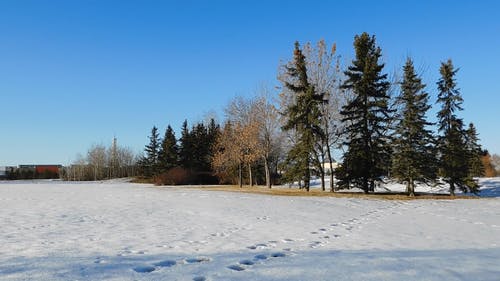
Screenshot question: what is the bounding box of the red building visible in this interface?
[19,165,62,178]
[35,165,61,174]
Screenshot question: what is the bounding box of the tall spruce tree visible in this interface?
[158,125,178,172]
[392,58,436,196]
[336,32,393,193]
[436,59,478,195]
[465,122,484,178]
[282,41,325,191]
[191,122,209,171]
[143,126,161,176]
[179,120,193,169]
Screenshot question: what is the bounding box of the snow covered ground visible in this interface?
[1,178,500,281]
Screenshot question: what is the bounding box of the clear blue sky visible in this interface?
[1,0,499,165]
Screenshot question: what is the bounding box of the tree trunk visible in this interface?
[326,145,335,192]
[320,167,325,191]
[264,157,271,188]
[363,179,371,194]
[450,181,455,196]
[369,180,375,192]
[408,178,415,197]
[238,162,243,188]
[248,163,253,187]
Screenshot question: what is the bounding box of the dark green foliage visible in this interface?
[336,32,393,193]
[158,125,178,172]
[282,41,325,191]
[391,58,437,196]
[178,120,194,169]
[436,59,478,195]
[178,119,220,177]
[465,123,484,177]
[141,126,161,177]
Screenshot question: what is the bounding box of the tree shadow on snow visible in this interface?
[1,248,500,281]
[479,178,500,197]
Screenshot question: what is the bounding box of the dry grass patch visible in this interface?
[198,185,478,200]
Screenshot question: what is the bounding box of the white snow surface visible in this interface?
[1,178,500,280]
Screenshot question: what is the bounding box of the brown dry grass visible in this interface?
[130,177,155,184]
[196,185,478,200]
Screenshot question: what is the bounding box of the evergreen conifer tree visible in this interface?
[282,41,325,191]
[436,59,478,195]
[392,58,436,196]
[179,120,193,170]
[143,126,161,177]
[465,122,484,178]
[191,122,209,171]
[158,125,178,172]
[336,32,393,193]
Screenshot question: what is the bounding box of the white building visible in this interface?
[321,162,340,173]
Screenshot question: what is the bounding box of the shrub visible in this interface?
[154,167,191,185]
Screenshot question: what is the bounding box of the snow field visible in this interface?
[1,179,500,280]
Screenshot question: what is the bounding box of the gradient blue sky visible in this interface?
[1,0,499,165]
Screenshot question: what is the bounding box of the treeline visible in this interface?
[136,32,496,195]
[137,120,220,184]
[138,94,284,187]
[63,138,138,181]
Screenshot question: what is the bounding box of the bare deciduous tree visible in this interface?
[303,39,346,191]
[252,85,284,188]
[88,144,107,181]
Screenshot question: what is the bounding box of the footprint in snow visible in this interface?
[154,260,177,267]
[270,252,286,258]
[193,277,207,281]
[239,259,255,265]
[247,243,270,250]
[228,264,246,271]
[309,241,324,248]
[254,254,268,260]
[184,257,212,264]
[228,251,288,272]
[133,265,156,273]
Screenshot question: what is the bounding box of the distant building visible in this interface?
[0,166,17,179]
[322,162,340,174]
[15,164,62,179]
